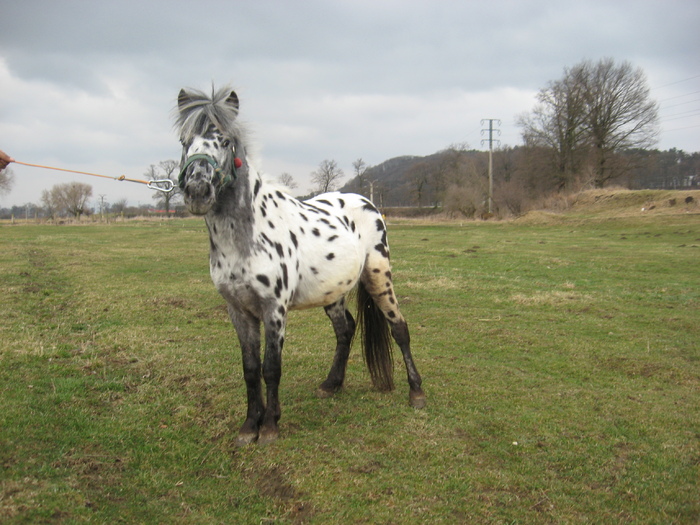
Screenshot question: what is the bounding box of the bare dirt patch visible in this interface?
[243,465,315,524]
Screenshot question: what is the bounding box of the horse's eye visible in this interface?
[222,139,231,148]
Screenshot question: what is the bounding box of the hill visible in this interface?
[340,155,423,206]
[339,146,699,213]
[340,149,490,208]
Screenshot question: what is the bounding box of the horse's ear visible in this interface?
[178,89,190,112]
[226,91,239,112]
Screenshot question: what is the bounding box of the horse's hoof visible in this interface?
[316,385,341,399]
[316,388,333,399]
[258,427,279,445]
[409,390,427,409]
[235,432,258,447]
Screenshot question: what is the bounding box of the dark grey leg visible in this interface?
[257,312,286,445]
[390,319,426,409]
[319,298,356,397]
[228,305,265,446]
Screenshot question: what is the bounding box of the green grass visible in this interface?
[1,214,698,523]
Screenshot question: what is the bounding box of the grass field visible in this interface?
[1,199,698,523]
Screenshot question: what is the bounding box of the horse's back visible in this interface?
[304,191,386,245]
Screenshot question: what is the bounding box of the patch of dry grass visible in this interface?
[510,289,593,306]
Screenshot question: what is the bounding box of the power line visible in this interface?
[659,110,700,123]
[464,125,483,145]
[657,90,700,103]
[661,97,700,110]
[663,123,700,133]
[651,74,700,90]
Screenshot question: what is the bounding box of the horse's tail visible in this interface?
[356,281,394,391]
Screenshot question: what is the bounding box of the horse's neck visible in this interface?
[205,172,258,256]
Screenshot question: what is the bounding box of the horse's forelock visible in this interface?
[175,86,245,143]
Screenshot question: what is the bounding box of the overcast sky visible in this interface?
[1,0,698,208]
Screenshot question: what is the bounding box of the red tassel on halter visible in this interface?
[234,157,243,169]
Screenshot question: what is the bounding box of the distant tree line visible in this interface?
[340,144,698,217]
[0,198,188,221]
[0,159,187,221]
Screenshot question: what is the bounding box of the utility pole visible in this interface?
[99,194,107,221]
[480,119,501,214]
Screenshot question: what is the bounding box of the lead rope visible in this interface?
[13,160,175,193]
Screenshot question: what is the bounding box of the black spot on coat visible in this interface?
[274,278,282,298]
[281,263,289,288]
[375,243,389,258]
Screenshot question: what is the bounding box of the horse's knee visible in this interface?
[344,309,356,335]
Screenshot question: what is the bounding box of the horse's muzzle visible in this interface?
[183,178,215,215]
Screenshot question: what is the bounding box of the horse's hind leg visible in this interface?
[318,297,356,397]
[388,316,426,408]
[363,265,426,409]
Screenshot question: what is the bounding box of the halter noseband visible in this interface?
[178,152,241,190]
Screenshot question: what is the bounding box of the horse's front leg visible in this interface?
[228,305,265,447]
[258,310,287,445]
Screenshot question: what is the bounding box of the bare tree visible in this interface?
[146,160,182,215]
[0,166,14,196]
[352,158,368,192]
[159,159,180,180]
[407,161,431,208]
[310,159,344,194]
[144,164,159,182]
[444,184,483,218]
[518,58,659,189]
[517,66,589,189]
[111,198,128,215]
[40,189,57,220]
[277,172,298,190]
[44,182,93,218]
[582,59,659,186]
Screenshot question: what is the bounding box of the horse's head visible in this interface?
[176,88,243,215]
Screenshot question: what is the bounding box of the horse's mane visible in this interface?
[174,86,250,146]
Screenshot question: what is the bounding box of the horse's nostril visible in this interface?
[185,180,211,200]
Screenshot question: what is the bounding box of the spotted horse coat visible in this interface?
[175,87,425,445]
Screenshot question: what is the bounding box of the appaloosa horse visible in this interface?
[175,87,425,445]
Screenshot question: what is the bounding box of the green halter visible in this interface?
[177,153,237,190]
